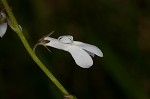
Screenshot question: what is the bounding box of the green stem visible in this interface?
[2,0,77,98]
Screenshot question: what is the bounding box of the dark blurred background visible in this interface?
[0,0,150,99]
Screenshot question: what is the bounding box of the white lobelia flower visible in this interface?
[0,11,7,38]
[35,33,103,68]
[0,10,22,38]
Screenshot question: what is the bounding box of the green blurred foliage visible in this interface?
[0,0,150,99]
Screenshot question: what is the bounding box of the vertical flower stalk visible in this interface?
[1,0,76,98]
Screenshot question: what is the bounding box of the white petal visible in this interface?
[0,23,7,37]
[44,37,71,51]
[67,45,93,68]
[73,41,103,57]
[58,35,73,44]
